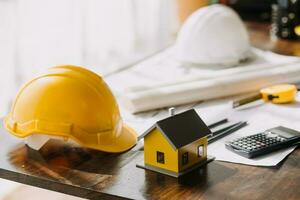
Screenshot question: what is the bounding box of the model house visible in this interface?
[137,109,212,177]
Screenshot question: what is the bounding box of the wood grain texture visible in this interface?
[0,22,300,200]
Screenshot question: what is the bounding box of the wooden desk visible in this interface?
[1,22,300,200]
[248,22,300,56]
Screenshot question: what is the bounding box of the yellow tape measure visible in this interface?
[233,84,298,108]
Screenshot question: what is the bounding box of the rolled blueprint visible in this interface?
[121,63,300,113]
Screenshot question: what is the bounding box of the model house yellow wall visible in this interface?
[178,137,207,171]
[144,128,208,173]
[144,128,179,173]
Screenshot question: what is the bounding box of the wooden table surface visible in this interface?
[248,22,300,56]
[1,22,300,200]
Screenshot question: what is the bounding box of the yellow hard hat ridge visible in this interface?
[4,65,137,153]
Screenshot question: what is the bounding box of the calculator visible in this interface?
[225,126,300,158]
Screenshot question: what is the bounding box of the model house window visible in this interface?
[157,151,165,164]
[182,152,189,166]
[198,145,204,157]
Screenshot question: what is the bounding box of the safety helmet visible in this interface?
[4,65,137,153]
[175,4,251,66]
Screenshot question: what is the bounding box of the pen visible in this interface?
[207,118,228,129]
[208,121,248,144]
[209,121,242,136]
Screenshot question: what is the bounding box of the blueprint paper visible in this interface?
[105,47,300,113]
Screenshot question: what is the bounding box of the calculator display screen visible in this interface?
[268,126,300,139]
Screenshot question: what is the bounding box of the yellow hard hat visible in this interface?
[4,65,137,153]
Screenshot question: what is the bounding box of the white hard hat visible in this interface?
[175,4,251,66]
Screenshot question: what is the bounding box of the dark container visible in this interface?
[271,0,300,40]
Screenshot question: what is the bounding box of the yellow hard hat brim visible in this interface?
[3,116,137,153]
[99,124,138,153]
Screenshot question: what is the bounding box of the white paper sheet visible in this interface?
[106,47,300,95]
[105,47,300,113]
[205,101,300,166]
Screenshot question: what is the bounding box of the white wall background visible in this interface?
[0,0,178,117]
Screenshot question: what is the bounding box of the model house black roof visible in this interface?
[139,109,211,150]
